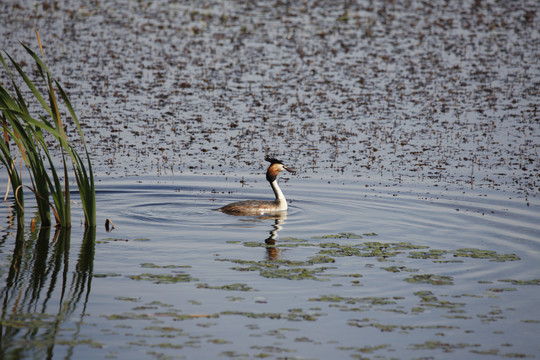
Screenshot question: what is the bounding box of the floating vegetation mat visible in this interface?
[97,232,535,358]
[1,211,537,360]
[1,0,538,200]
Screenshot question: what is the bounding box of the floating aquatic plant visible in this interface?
[313,232,364,239]
[452,248,521,262]
[197,283,256,291]
[127,272,198,284]
[498,279,540,285]
[404,274,454,286]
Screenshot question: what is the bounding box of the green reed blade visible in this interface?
[5,52,52,118]
[71,146,96,226]
[0,135,24,226]
[1,41,97,228]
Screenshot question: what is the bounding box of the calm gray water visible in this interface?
[1,174,539,359]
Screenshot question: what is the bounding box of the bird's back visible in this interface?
[218,199,285,215]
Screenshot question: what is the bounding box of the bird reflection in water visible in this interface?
[261,212,287,261]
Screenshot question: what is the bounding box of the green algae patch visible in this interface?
[313,232,364,239]
[2,312,57,330]
[347,319,458,333]
[381,265,419,273]
[219,351,250,358]
[197,283,256,291]
[115,296,141,302]
[243,242,271,248]
[409,249,449,259]
[366,242,429,251]
[311,241,521,265]
[407,247,521,263]
[220,309,323,322]
[308,295,398,307]
[452,248,520,262]
[207,338,231,344]
[218,256,334,268]
[226,296,245,302]
[102,313,156,321]
[216,256,336,280]
[250,345,296,355]
[55,338,104,349]
[260,267,332,281]
[102,312,218,322]
[145,301,175,308]
[318,241,428,260]
[148,342,183,349]
[409,340,480,352]
[140,263,192,269]
[307,255,336,264]
[433,259,465,263]
[317,245,365,257]
[143,325,188,337]
[498,279,540,285]
[337,344,391,353]
[279,237,310,243]
[404,274,454,285]
[470,349,535,358]
[414,291,466,309]
[486,287,517,293]
[127,272,198,284]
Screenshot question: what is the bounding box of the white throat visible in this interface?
[270,179,287,209]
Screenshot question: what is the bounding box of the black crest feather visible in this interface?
[265,157,283,165]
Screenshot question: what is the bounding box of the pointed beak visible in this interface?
[284,166,296,174]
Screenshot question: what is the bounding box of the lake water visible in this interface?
[1,173,539,359]
[1,0,539,358]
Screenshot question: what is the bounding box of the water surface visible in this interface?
[1,174,538,359]
[1,0,539,358]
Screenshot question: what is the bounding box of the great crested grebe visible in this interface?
[218,157,295,215]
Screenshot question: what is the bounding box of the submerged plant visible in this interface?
[0,32,95,227]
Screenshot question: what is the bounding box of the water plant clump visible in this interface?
[220,309,323,322]
[127,272,199,284]
[317,240,429,259]
[259,266,332,281]
[452,249,521,262]
[0,35,95,228]
[308,295,399,307]
[404,274,454,286]
[409,340,481,352]
[217,255,337,281]
[347,319,458,333]
[313,232,364,239]
[498,279,540,286]
[140,263,192,269]
[381,265,419,273]
[197,283,256,291]
[414,291,466,310]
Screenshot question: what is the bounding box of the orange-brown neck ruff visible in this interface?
[266,163,282,183]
